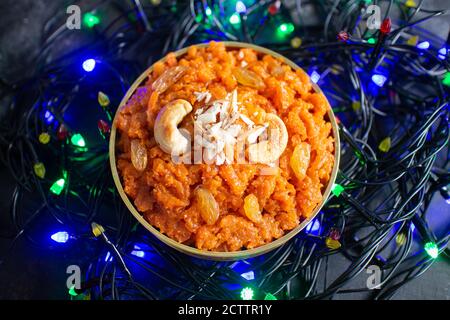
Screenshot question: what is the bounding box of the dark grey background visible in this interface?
[0,0,449,300]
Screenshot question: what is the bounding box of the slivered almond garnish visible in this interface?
[194,91,212,103]
[247,125,268,144]
[193,89,273,165]
[231,90,238,113]
[226,124,242,137]
[239,114,254,127]
[196,112,216,124]
[195,108,204,116]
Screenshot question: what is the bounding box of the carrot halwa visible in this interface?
[115,42,335,251]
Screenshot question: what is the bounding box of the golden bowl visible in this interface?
[109,41,340,261]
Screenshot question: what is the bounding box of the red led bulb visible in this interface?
[268,1,281,15]
[57,124,68,141]
[337,31,349,42]
[98,119,111,137]
[328,228,341,241]
[380,18,391,35]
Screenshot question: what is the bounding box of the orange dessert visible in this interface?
[115,42,335,251]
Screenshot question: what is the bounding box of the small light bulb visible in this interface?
[405,0,416,8]
[305,218,321,235]
[278,23,294,35]
[290,37,302,48]
[235,1,246,14]
[57,124,68,141]
[71,134,86,147]
[82,59,96,72]
[331,183,344,197]
[98,119,111,138]
[39,132,51,145]
[325,237,341,250]
[83,13,100,28]
[98,91,110,107]
[240,287,254,300]
[131,250,145,258]
[378,137,391,153]
[229,13,241,25]
[424,242,438,259]
[443,72,450,87]
[372,74,387,87]
[34,162,46,179]
[406,35,419,46]
[91,222,105,237]
[50,178,66,195]
[396,233,406,246]
[44,111,54,124]
[367,38,376,44]
[352,101,361,111]
[417,41,430,49]
[241,271,255,281]
[51,231,69,243]
[264,293,277,300]
[438,47,447,60]
[105,252,112,262]
[310,71,321,84]
[205,7,212,16]
[68,286,78,296]
[337,31,349,42]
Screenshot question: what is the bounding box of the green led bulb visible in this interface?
[71,134,86,147]
[264,293,277,300]
[240,287,254,300]
[83,13,100,28]
[278,23,295,35]
[205,7,212,16]
[332,183,344,197]
[229,13,241,25]
[50,178,66,195]
[367,38,376,44]
[443,72,450,87]
[69,286,78,297]
[424,242,438,259]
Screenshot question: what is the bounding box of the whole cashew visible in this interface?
[154,99,192,156]
[248,113,288,164]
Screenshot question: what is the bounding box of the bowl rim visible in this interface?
[109,41,341,261]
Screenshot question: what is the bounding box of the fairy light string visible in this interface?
[0,0,448,300]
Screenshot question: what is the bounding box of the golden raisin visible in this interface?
[233,67,265,90]
[152,66,188,93]
[290,142,310,180]
[195,187,220,225]
[131,139,148,171]
[244,194,262,223]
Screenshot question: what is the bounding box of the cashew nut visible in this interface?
[248,113,288,164]
[154,99,192,156]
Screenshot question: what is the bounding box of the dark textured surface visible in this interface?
[0,0,449,300]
